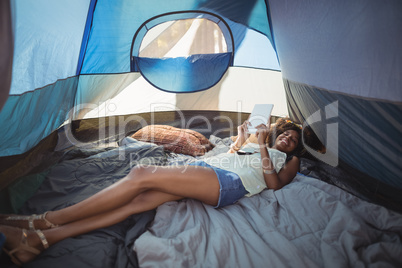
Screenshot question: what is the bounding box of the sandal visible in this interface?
[2,212,59,231]
[3,228,49,266]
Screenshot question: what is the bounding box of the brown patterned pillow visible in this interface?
[131,125,214,156]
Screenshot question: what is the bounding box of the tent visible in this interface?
[0,0,286,189]
[0,0,401,266]
[1,0,401,209]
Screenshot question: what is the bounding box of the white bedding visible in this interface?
[134,173,402,267]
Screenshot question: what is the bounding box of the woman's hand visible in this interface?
[255,123,270,146]
[228,120,251,153]
[237,120,251,140]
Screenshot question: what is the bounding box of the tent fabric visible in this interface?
[10,0,89,95]
[131,13,235,92]
[284,80,402,189]
[1,0,283,160]
[76,0,97,75]
[0,77,78,157]
[132,14,234,61]
[75,68,287,120]
[269,0,402,102]
[134,53,232,93]
[269,0,402,189]
[81,0,277,74]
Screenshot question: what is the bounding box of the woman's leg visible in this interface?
[0,190,182,264]
[47,165,219,226]
[2,164,222,265]
[49,190,183,239]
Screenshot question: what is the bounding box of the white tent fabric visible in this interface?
[76,68,287,120]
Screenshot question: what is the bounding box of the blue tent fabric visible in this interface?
[135,53,232,93]
[76,0,98,75]
[0,77,78,156]
[10,0,89,95]
[81,0,275,74]
[1,0,278,159]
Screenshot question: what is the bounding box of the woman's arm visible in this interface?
[256,124,299,190]
[263,155,299,190]
[228,120,251,153]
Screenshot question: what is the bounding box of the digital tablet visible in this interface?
[247,104,274,134]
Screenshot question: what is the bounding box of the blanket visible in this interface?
[134,175,402,267]
[1,139,166,268]
[2,136,401,268]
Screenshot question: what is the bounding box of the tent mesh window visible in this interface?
[131,11,234,93]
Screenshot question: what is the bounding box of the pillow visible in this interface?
[131,125,214,156]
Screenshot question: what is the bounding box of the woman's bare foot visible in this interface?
[0,225,46,265]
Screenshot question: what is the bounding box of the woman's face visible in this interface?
[273,130,300,154]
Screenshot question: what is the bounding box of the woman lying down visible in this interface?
[0,117,304,266]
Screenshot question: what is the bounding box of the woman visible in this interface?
[0,118,303,265]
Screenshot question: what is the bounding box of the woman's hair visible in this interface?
[267,117,304,156]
